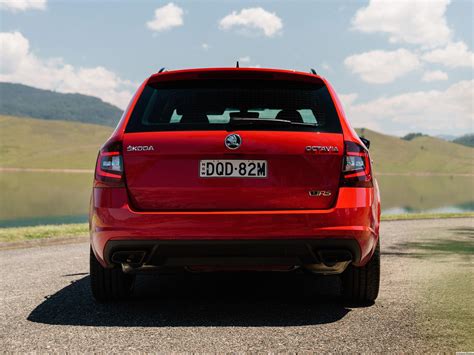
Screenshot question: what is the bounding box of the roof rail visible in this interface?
[158,67,166,73]
[310,68,317,75]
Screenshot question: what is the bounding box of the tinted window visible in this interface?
[126,80,342,133]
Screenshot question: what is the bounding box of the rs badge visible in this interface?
[309,190,332,197]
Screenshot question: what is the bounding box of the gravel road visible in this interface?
[1,218,473,352]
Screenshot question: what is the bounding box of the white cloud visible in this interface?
[344,49,421,84]
[321,62,331,71]
[341,80,474,135]
[422,70,448,82]
[219,7,282,37]
[0,31,136,109]
[201,43,210,50]
[422,41,474,68]
[0,0,46,11]
[146,3,184,32]
[239,56,250,63]
[352,0,451,48]
[339,93,359,108]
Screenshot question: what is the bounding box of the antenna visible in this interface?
[236,61,240,68]
[158,67,166,73]
[310,68,317,75]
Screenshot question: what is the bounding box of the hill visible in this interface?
[452,134,474,148]
[0,82,122,126]
[0,115,112,169]
[0,115,472,173]
[356,128,474,174]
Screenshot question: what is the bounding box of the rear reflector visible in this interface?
[341,141,372,188]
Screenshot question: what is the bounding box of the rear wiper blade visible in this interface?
[228,117,317,127]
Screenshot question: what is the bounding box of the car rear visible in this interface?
[89,68,380,303]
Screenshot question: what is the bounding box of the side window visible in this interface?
[298,109,317,124]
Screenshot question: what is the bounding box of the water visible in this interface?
[0,172,472,227]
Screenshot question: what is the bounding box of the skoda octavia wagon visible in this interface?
[89,67,381,303]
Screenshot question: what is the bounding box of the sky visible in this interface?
[0,0,473,136]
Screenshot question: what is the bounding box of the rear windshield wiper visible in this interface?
[228,117,317,127]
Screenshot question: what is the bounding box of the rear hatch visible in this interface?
[122,76,344,211]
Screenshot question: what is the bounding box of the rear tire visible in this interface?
[341,240,380,304]
[90,248,135,302]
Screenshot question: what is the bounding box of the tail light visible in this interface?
[94,140,125,187]
[341,141,372,187]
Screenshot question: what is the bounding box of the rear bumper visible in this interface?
[90,187,380,268]
[105,239,360,269]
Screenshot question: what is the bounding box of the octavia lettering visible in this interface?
[305,146,339,153]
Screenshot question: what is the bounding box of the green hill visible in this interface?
[453,134,474,148]
[0,116,472,173]
[357,128,473,174]
[0,82,122,126]
[0,115,112,169]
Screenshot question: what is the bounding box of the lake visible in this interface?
[0,172,473,227]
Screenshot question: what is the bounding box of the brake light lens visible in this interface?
[341,141,372,187]
[95,141,124,187]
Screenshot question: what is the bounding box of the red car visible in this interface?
[89,67,381,303]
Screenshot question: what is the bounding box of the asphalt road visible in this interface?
[1,218,473,352]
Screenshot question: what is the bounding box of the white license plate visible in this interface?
[200,160,267,178]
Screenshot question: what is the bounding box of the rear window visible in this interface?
[125,80,342,133]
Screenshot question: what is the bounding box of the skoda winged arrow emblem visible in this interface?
[225,134,242,150]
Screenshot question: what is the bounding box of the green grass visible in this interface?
[0,223,88,243]
[356,128,474,174]
[0,213,472,244]
[381,212,474,221]
[421,272,474,350]
[0,115,112,169]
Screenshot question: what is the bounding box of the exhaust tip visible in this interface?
[317,250,352,267]
[111,250,146,265]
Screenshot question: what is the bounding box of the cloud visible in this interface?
[352,0,451,48]
[219,7,282,37]
[339,93,358,108]
[146,3,184,32]
[201,43,210,50]
[321,62,331,71]
[422,70,448,82]
[238,56,251,63]
[341,80,473,135]
[0,31,137,109]
[344,49,421,84]
[0,0,46,11]
[422,41,474,68]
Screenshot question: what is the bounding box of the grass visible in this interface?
[356,128,474,174]
[419,269,474,350]
[0,115,112,169]
[381,212,474,221]
[0,223,88,243]
[0,212,472,244]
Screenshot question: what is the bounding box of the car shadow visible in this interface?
[28,271,353,327]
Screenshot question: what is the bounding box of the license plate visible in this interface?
[200,160,267,178]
